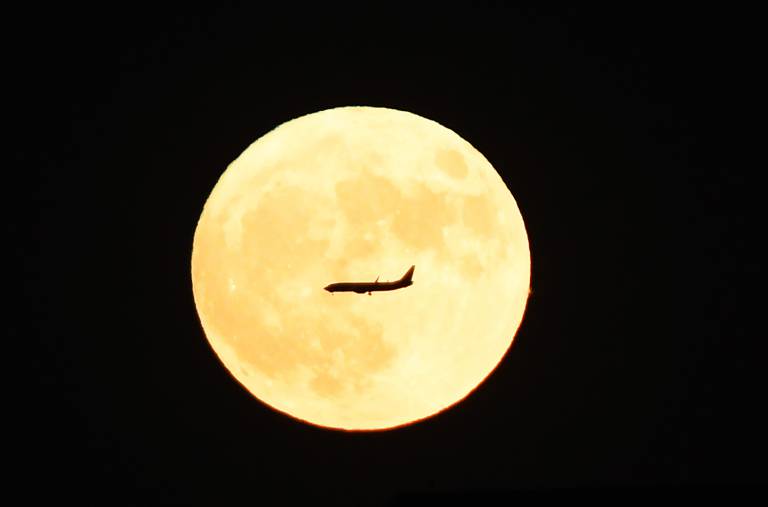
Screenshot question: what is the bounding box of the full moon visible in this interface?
[191,106,530,430]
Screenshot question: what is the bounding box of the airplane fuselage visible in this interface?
[324,265,415,295]
[324,280,412,294]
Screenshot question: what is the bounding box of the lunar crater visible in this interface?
[435,148,469,179]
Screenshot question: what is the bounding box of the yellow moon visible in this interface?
[191,106,530,430]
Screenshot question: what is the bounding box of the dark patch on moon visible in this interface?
[435,148,468,179]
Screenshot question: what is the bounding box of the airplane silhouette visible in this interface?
[324,265,415,295]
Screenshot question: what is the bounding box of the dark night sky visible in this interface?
[15,6,761,504]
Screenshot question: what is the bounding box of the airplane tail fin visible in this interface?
[400,265,415,283]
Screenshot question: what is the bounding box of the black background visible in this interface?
[15,6,761,504]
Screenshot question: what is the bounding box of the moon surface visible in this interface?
[191,106,530,430]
